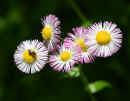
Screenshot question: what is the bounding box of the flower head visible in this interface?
[86,21,122,57]
[49,43,81,72]
[65,27,95,63]
[41,14,61,51]
[14,40,48,74]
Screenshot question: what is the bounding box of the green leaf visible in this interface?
[88,80,111,94]
[82,21,92,28]
[65,67,80,78]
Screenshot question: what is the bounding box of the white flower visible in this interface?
[86,21,122,57]
[41,14,61,51]
[49,44,81,72]
[14,40,48,74]
[66,27,95,63]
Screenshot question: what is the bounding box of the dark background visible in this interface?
[0,0,129,101]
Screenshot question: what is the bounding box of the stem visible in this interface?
[79,64,96,101]
[67,0,95,99]
[67,0,87,23]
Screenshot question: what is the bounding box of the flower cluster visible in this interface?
[14,14,122,74]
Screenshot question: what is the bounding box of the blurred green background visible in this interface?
[0,0,129,101]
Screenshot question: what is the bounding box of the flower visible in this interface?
[49,43,81,72]
[86,21,122,57]
[14,40,48,74]
[41,14,61,51]
[65,27,95,63]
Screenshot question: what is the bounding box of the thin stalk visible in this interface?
[67,0,87,23]
[66,1,96,100]
[79,64,96,101]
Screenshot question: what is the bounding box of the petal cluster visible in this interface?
[49,43,81,72]
[14,40,48,74]
[41,14,61,51]
[86,21,122,57]
[65,27,95,63]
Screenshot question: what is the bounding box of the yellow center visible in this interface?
[23,49,37,64]
[41,26,52,40]
[96,30,111,45]
[60,51,72,61]
[75,38,88,52]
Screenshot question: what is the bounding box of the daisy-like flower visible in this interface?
[86,21,122,57]
[41,14,61,51]
[14,40,48,74]
[49,43,81,72]
[64,27,95,63]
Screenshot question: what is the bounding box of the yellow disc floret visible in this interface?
[75,38,88,52]
[60,51,72,61]
[42,26,52,40]
[96,30,111,45]
[23,49,37,64]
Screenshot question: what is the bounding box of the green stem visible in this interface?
[79,64,96,101]
[67,0,95,100]
[67,0,87,23]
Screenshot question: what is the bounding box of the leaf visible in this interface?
[88,80,111,94]
[82,21,92,28]
[65,67,80,78]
